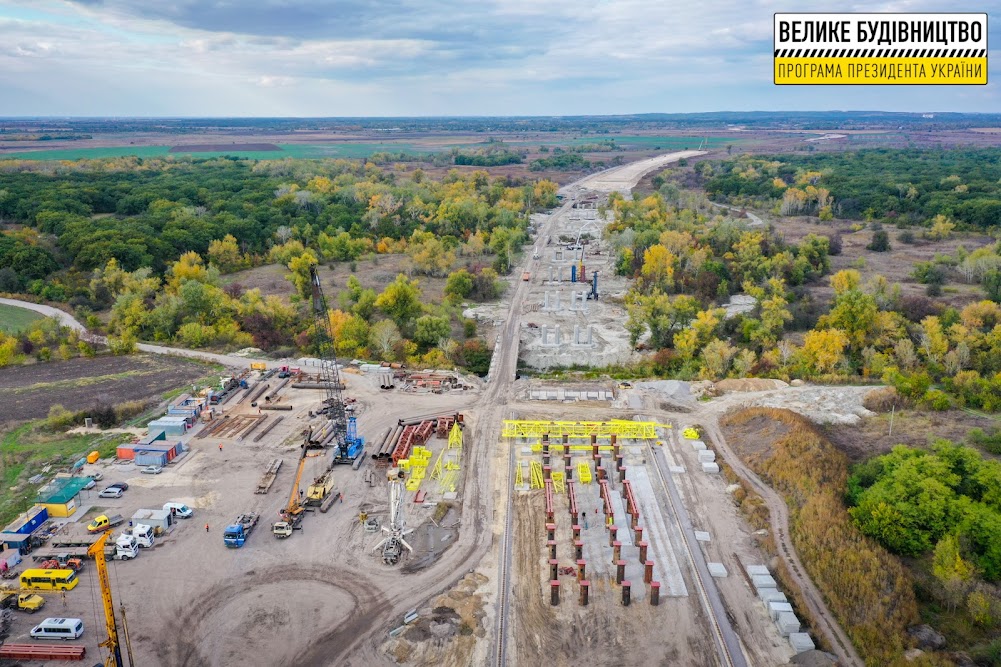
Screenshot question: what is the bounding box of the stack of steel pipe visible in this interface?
[264,378,290,402]
[372,424,403,460]
[247,383,270,406]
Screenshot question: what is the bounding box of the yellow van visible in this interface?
[19,569,79,591]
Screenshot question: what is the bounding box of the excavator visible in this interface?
[273,427,326,538]
[88,530,135,667]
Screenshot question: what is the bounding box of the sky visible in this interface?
[0,0,998,116]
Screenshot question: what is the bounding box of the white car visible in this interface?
[141,465,163,475]
[98,487,123,499]
[82,477,96,490]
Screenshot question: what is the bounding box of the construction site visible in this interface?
[0,152,834,667]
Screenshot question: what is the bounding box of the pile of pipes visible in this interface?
[370,413,464,464]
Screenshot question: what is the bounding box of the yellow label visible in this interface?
[775,57,987,85]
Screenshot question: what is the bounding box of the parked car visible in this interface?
[81,478,96,490]
[141,465,163,475]
[107,482,128,491]
[91,471,104,481]
[98,487,123,499]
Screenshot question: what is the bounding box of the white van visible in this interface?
[163,502,193,519]
[30,617,84,640]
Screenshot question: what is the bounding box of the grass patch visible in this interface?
[0,422,131,525]
[0,303,43,333]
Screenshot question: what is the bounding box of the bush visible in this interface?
[898,230,916,244]
[922,389,951,411]
[44,404,83,431]
[867,230,891,252]
[863,387,902,413]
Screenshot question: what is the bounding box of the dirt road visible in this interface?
[0,296,276,369]
[573,150,706,193]
[699,416,864,667]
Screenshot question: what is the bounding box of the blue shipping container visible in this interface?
[135,451,168,467]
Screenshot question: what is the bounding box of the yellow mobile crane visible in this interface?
[87,531,134,667]
[273,427,326,538]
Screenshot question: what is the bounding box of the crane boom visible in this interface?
[86,532,124,667]
[309,267,347,437]
[309,266,364,464]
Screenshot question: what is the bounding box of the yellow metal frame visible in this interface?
[530,461,544,489]
[551,471,566,494]
[577,461,593,484]
[501,419,667,440]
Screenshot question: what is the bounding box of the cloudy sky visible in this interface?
[0,0,998,116]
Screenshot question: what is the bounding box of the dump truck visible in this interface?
[0,591,45,613]
[306,471,335,507]
[223,513,260,548]
[87,514,124,533]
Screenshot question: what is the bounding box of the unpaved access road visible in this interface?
[573,150,706,193]
[0,296,277,369]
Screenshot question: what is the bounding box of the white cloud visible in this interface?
[0,0,997,115]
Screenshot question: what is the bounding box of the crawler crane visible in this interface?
[309,266,364,465]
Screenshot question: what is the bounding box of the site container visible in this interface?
[148,419,186,437]
[86,451,100,464]
[134,451,168,467]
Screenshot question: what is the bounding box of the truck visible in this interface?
[120,524,155,548]
[0,591,45,613]
[115,535,139,560]
[223,513,260,548]
[87,514,124,533]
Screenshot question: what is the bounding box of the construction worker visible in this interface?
[205,523,210,533]
[218,443,223,452]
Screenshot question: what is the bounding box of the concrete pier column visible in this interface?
[635,527,644,544]
[621,581,631,606]
[616,560,626,584]
[572,525,581,541]
[591,434,598,457]
[574,540,583,561]
[650,581,661,606]
[577,559,586,582]
[550,580,560,606]
[608,525,618,546]
[546,523,556,541]
[549,559,559,581]
[543,465,551,480]
[638,540,648,563]
[547,540,557,560]
[618,466,626,483]
[562,433,569,454]
[644,561,654,584]
[630,512,639,529]
[612,540,622,563]
[579,580,590,606]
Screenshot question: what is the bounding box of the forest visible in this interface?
[0,156,559,373]
[704,149,1001,228]
[611,172,1001,413]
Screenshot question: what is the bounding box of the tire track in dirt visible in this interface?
[161,565,386,667]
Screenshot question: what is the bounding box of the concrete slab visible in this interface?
[769,601,794,620]
[694,531,711,542]
[701,462,720,474]
[707,562,728,578]
[745,564,770,577]
[789,633,816,654]
[752,574,778,590]
[669,466,686,474]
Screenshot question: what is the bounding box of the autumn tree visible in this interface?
[375,274,423,332]
[207,234,248,274]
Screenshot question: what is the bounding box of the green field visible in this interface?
[495,135,740,149]
[1,142,431,161]
[0,303,43,333]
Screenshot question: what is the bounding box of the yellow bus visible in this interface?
[19,568,79,591]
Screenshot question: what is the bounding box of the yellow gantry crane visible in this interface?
[87,531,133,667]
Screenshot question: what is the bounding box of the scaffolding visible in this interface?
[551,471,566,494]
[501,420,666,440]
[514,459,524,487]
[577,461,593,484]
